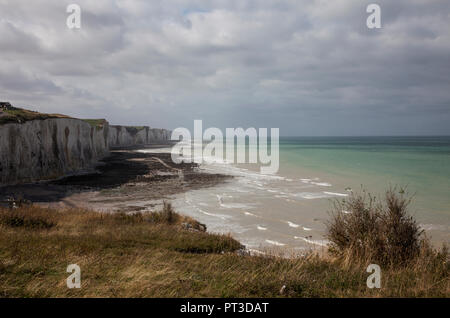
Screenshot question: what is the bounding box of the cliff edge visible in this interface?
[0,103,171,185]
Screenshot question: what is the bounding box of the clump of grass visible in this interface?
[0,206,56,230]
[160,201,176,224]
[172,233,242,254]
[112,202,203,229]
[326,188,445,267]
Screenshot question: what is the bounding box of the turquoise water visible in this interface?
[279,136,450,224]
[168,136,449,251]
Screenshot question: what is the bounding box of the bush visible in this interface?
[326,188,427,266]
[161,201,177,224]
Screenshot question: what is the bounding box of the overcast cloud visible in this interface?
[0,0,449,135]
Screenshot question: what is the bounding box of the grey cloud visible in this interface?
[0,65,62,95]
[0,20,42,54]
[0,0,449,135]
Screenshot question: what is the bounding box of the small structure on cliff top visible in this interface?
[0,102,14,110]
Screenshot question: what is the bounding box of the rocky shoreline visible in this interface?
[0,145,232,213]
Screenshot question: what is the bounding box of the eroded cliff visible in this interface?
[108,125,171,148]
[0,107,171,185]
[0,118,110,185]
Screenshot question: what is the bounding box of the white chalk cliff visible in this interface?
[0,118,170,185]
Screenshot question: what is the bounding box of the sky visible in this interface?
[0,0,449,136]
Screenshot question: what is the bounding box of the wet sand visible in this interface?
[0,145,232,213]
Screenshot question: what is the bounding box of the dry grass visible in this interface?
[0,203,448,298]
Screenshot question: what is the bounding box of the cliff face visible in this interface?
[0,118,171,185]
[108,125,171,148]
[0,118,109,185]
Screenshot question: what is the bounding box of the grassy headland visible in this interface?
[0,193,448,298]
[0,106,70,125]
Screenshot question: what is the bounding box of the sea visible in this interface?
[142,136,450,254]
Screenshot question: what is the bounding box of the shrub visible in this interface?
[160,201,177,224]
[326,188,428,266]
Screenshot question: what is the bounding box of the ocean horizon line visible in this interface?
[278,135,450,138]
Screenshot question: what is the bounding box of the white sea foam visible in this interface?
[229,187,250,193]
[287,221,300,228]
[223,203,256,209]
[294,236,328,247]
[202,162,285,181]
[310,182,332,187]
[216,194,256,209]
[257,226,267,231]
[302,227,312,231]
[244,212,257,217]
[265,240,286,246]
[248,249,267,256]
[294,192,330,199]
[323,191,349,197]
[197,208,230,220]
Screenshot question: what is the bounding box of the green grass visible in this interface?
[81,119,108,129]
[0,107,70,125]
[0,204,448,298]
[0,107,109,129]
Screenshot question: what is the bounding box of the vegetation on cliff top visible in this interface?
[124,126,147,135]
[0,104,151,133]
[0,106,70,125]
[0,105,109,130]
[0,191,448,298]
[81,118,108,129]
